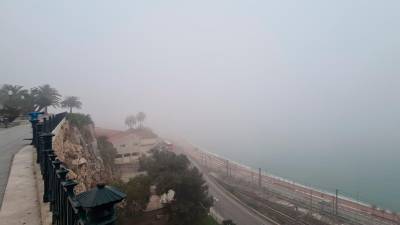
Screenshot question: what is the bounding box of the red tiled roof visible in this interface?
[95,127,123,139]
[95,127,158,143]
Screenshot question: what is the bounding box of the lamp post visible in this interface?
[4,90,12,128]
[76,183,126,225]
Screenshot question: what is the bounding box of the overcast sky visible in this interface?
[1,0,399,146]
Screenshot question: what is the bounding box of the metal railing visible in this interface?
[31,112,126,225]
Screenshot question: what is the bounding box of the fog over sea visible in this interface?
[177,114,400,212]
[2,0,400,213]
[180,128,400,212]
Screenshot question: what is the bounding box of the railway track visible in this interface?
[234,188,316,225]
[214,177,334,225]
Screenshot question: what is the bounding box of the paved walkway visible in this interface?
[0,125,31,204]
[0,146,41,225]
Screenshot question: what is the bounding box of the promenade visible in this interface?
[0,125,30,206]
[0,145,41,225]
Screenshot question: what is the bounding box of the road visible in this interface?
[0,124,31,206]
[185,145,399,225]
[205,171,274,225]
[173,145,273,225]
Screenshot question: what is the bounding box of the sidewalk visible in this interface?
[0,146,41,225]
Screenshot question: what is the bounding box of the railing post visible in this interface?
[30,119,38,145]
[50,115,55,131]
[55,167,69,225]
[39,133,54,176]
[43,148,54,202]
[50,159,61,212]
[61,180,78,225]
[43,117,48,133]
[47,153,56,204]
[35,122,44,163]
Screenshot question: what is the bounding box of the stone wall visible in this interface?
[53,121,113,193]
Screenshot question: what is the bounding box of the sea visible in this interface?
[185,133,400,212]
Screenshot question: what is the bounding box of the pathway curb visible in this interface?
[0,146,41,225]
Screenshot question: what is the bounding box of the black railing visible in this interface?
[31,112,126,225]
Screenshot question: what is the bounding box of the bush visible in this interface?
[97,136,118,174]
[139,150,213,225]
[66,113,93,128]
[114,175,152,217]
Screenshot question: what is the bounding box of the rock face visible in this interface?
[53,121,113,193]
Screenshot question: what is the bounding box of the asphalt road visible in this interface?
[173,145,273,225]
[0,124,31,206]
[205,172,273,225]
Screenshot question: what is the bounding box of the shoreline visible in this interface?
[186,140,373,208]
[167,136,400,224]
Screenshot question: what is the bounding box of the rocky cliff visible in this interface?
[53,120,115,193]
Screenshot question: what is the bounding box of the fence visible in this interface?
[184,146,400,225]
[31,112,126,225]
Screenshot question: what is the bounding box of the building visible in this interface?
[95,127,161,181]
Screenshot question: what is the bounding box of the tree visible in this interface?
[61,96,82,113]
[66,113,93,129]
[0,84,33,122]
[33,84,61,113]
[97,136,118,175]
[139,150,213,225]
[125,115,137,129]
[114,175,152,216]
[136,111,146,128]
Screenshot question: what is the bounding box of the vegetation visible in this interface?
[199,216,220,225]
[32,84,61,113]
[66,113,93,128]
[139,150,213,225]
[61,96,82,113]
[136,111,146,128]
[124,115,137,129]
[97,136,118,176]
[0,84,82,125]
[114,175,152,217]
[0,84,35,123]
[125,112,146,129]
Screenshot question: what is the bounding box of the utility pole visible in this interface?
[258,168,261,187]
[335,189,339,216]
[226,160,229,177]
[310,189,313,214]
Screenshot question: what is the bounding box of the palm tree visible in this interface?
[125,115,137,129]
[61,96,82,113]
[0,84,27,106]
[32,84,61,113]
[0,84,32,121]
[136,111,146,128]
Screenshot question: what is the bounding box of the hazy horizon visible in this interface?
[1,0,400,210]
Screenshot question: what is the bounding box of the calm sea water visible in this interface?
[189,135,400,212]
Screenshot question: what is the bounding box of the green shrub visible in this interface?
[97,136,118,173]
[66,113,93,128]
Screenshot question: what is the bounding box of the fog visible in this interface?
[1,1,400,158]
